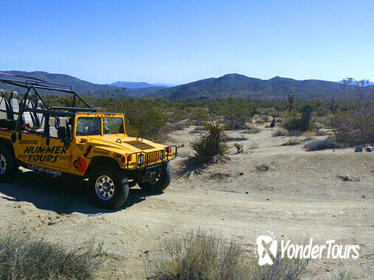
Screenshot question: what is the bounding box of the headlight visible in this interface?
[160,150,165,160]
[138,154,144,165]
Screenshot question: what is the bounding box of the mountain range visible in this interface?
[1,71,373,100]
[154,74,374,100]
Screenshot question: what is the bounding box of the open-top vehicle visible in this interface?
[0,73,176,209]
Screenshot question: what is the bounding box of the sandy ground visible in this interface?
[0,127,373,279]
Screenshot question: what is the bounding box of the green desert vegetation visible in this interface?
[190,122,228,163]
[147,231,309,280]
[0,230,100,280]
[6,91,374,146]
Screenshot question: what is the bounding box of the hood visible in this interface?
[78,135,165,154]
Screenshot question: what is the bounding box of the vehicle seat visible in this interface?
[36,100,45,128]
[49,116,57,137]
[23,94,36,128]
[9,91,20,120]
[0,89,10,120]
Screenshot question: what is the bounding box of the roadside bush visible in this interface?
[222,105,252,130]
[331,106,374,146]
[190,109,210,125]
[0,231,98,280]
[304,138,338,151]
[128,107,167,139]
[147,231,309,280]
[282,116,301,131]
[272,128,290,137]
[243,126,261,134]
[190,122,228,163]
[148,231,248,280]
[282,106,313,132]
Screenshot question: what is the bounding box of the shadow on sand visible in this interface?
[175,158,206,180]
[0,170,160,215]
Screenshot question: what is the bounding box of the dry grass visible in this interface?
[0,230,100,280]
[147,231,309,280]
[272,128,290,137]
[304,138,338,151]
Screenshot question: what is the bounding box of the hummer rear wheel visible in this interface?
[0,145,17,182]
[88,164,129,209]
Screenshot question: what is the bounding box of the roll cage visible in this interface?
[0,72,96,138]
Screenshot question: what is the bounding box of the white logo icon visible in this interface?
[256,235,278,265]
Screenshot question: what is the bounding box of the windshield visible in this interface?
[76,117,101,136]
[76,116,124,136]
[103,117,124,134]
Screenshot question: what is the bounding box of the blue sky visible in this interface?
[1,0,373,85]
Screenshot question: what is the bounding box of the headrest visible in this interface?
[12,91,18,98]
[0,89,5,98]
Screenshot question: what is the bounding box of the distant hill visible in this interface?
[110,81,174,89]
[110,81,153,89]
[1,71,373,100]
[109,81,170,96]
[0,71,129,97]
[123,86,167,96]
[154,74,374,100]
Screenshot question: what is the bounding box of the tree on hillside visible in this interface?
[288,94,295,112]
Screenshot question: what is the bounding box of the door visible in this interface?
[14,132,72,174]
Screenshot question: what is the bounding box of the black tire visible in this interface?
[88,164,129,209]
[0,144,17,182]
[138,163,171,193]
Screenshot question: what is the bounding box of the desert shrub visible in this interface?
[128,107,167,139]
[249,251,309,280]
[190,122,228,163]
[328,270,352,280]
[282,116,301,131]
[282,106,313,132]
[304,138,338,151]
[222,104,252,130]
[281,139,301,146]
[0,231,99,280]
[147,231,248,280]
[331,105,374,145]
[272,128,290,137]
[243,126,261,134]
[147,231,309,280]
[190,109,210,125]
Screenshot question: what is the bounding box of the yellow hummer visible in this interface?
[0,73,176,209]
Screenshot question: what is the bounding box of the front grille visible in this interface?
[146,151,160,165]
[125,141,155,150]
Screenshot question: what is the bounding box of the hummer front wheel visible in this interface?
[138,163,171,193]
[88,164,129,209]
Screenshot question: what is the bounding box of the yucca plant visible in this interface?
[190,122,228,163]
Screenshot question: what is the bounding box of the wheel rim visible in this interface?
[148,171,162,184]
[0,154,7,175]
[95,175,115,200]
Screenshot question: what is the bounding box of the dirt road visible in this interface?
[0,127,373,279]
